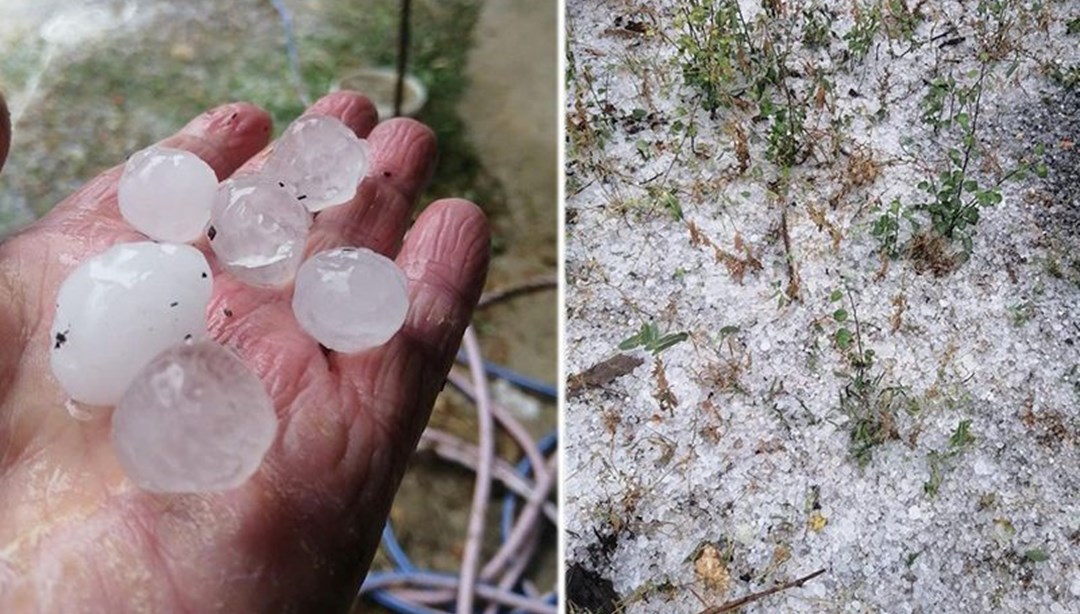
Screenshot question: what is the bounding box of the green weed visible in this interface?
[878,59,1043,260]
[843,2,882,68]
[924,420,976,496]
[674,0,759,113]
[871,198,916,259]
[829,287,910,466]
[619,322,690,356]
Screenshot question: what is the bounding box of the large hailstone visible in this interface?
[292,247,409,353]
[263,115,369,212]
[118,145,218,243]
[210,176,312,287]
[111,340,278,493]
[50,242,213,406]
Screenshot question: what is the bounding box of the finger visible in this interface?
[275,199,487,589]
[0,91,10,173]
[159,102,273,180]
[304,89,380,135]
[303,118,437,258]
[334,198,490,452]
[42,102,272,227]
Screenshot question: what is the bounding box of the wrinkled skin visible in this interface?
[0,91,490,612]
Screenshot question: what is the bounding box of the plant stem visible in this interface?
[846,285,865,361]
[394,0,412,117]
[945,62,987,235]
[697,568,827,613]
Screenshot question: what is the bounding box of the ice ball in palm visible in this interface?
[210,176,312,287]
[50,242,213,406]
[263,115,369,212]
[292,247,409,353]
[118,146,217,243]
[111,340,278,493]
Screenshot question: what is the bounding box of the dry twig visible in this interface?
[697,568,827,614]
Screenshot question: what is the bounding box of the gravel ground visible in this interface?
[564,1,1080,612]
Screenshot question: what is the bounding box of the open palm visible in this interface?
[0,91,489,611]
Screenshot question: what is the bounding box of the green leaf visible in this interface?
[1036,163,1048,179]
[719,325,740,336]
[829,289,844,302]
[833,309,849,322]
[619,323,652,350]
[648,332,689,355]
[618,335,642,351]
[643,323,659,343]
[948,420,975,448]
[1024,549,1050,563]
[836,328,853,349]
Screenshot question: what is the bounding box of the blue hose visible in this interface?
[371,361,557,612]
[380,523,416,573]
[500,431,558,540]
[362,570,553,613]
[455,352,558,399]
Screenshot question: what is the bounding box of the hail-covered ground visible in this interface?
[565,1,1080,612]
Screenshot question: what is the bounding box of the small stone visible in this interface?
[263,115,369,212]
[210,176,312,287]
[292,247,409,353]
[50,242,213,406]
[112,341,277,493]
[118,146,217,242]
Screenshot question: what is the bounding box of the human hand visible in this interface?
[0,91,490,611]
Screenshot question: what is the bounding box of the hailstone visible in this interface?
[118,145,218,243]
[263,115,369,212]
[209,176,312,287]
[50,242,213,406]
[111,340,278,493]
[292,247,409,353]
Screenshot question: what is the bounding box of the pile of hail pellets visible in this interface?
[48,115,410,493]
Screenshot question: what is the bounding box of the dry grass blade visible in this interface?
[696,568,827,614]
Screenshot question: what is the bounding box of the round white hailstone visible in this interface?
[292,247,409,353]
[111,340,277,493]
[263,115,369,212]
[50,242,213,406]
[118,145,218,243]
[210,176,312,287]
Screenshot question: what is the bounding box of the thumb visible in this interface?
[0,92,9,173]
